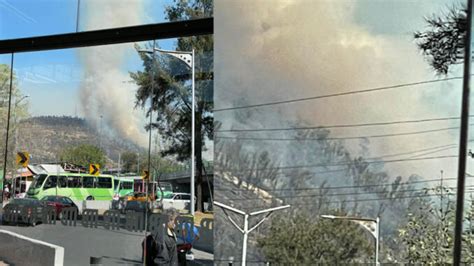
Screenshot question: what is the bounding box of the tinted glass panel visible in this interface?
[43,176,57,189]
[82,176,95,188]
[97,177,112,188]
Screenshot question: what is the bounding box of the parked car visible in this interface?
[2,198,44,226]
[40,196,78,219]
[124,192,155,202]
[162,193,196,211]
[124,200,150,213]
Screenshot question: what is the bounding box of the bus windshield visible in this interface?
[32,174,47,189]
[159,183,172,192]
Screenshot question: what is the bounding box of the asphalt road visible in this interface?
[0,219,213,265]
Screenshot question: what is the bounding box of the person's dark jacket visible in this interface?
[142,234,157,266]
[154,228,178,266]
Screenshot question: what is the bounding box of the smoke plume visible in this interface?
[77,0,148,147]
[215,0,462,179]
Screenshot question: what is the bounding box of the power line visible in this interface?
[213,76,463,112]
[216,124,468,140]
[216,115,469,133]
[216,154,458,172]
[247,191,474,208]
[215,177,458,192]
[225,185,472,201]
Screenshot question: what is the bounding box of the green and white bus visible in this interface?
[113,177,135,200]
[26,173,115,201]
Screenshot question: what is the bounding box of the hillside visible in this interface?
[14,116,145,166]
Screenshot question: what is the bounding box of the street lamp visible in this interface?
[321,215,380,265]
[155,47,195,216]
[214,201,291,266]
[139,45,196,215]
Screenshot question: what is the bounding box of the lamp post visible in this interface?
[214,201,291,266]
[155,47,195,216]
[321,215,380,265]
[139,46,196,215]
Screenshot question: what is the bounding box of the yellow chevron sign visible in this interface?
[142,170,149,180]
[16,152,29,167]
[89,164,100,176]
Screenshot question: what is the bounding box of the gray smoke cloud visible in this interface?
[77,0,148,147]
[215,0,462,180]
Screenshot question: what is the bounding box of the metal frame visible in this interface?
[214,201,290,266]
[0,18,213,54]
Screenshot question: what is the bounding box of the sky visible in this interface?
[0,0,210,156]
[215,0,469,185]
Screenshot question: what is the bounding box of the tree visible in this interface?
[131,0,213,212]
[121,151,141,173]
[0,64,29,177]
[257,212,373,264]
[397,186,474,263]
[59,144,106,169]
[121,151,183,175]
[414,5,467,75]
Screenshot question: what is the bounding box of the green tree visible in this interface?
[131,0,213,211]
[397,186,474,263]
[0,64,29,177]
[59,144,106,169]
[257,212,373,264]
[121,151,140,173]
[121,151,183,175]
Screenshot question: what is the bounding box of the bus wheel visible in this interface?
[86,196,94,200]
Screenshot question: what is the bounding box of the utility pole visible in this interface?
[454,0,474,263]
[214,201,290,266]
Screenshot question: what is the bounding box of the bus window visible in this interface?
[124,182,133,189]
[58,176,67,188]
[97,177,112,188]
[82,176,96,188]
[67,176,81,188]
[32,174,47,189]
[43,176,57,189]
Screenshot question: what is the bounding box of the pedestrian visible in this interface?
[4,185,9,201]
[155,208,179,266]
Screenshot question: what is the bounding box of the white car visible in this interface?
[162,193,196,211]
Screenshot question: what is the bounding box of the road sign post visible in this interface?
[89,164,100,176]
[142,170,149,180]
[16,152,29,167]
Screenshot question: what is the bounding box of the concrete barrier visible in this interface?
[0,230,64,266]
[72,200,111,214]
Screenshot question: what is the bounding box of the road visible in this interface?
[0,218,213,265]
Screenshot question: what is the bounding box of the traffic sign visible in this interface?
[142,170,149,180]
[89,164,100,176]
[16,152,29,167]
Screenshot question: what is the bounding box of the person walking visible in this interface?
[155,208,179,266]
[4,185,9,201]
